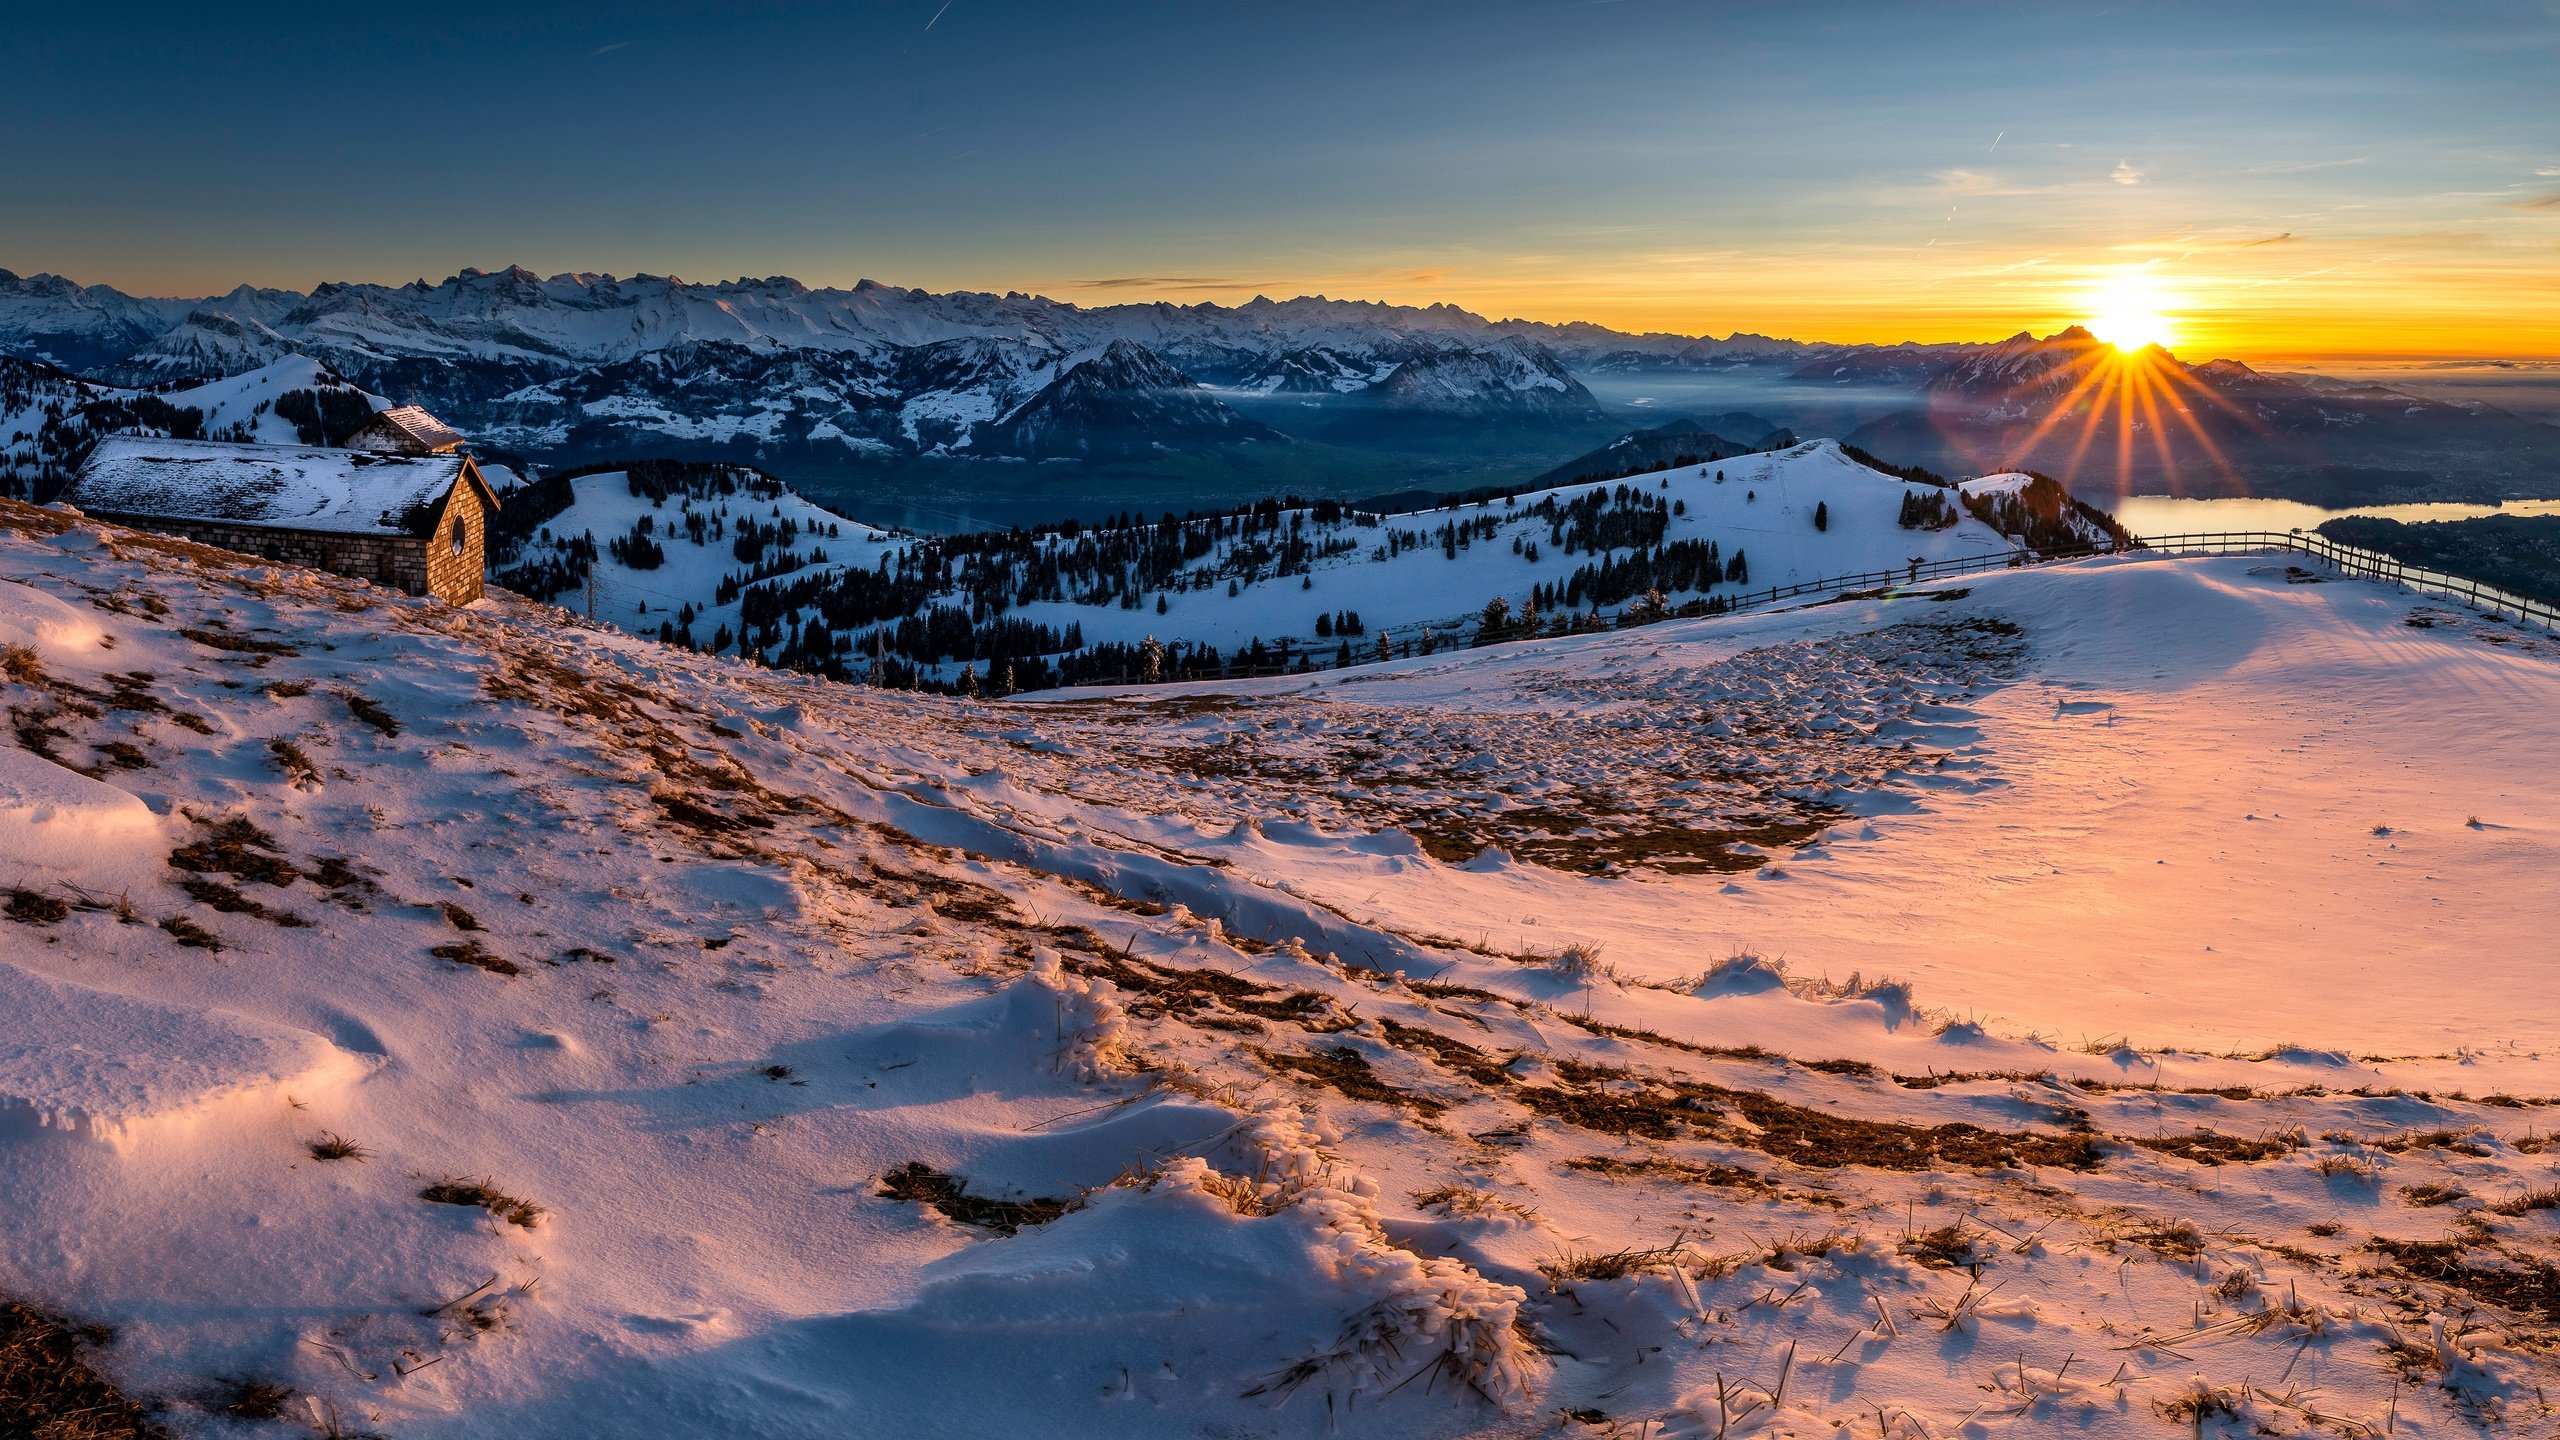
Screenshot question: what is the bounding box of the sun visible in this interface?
[2085,271,2179,353]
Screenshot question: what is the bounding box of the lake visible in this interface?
[2107,493,2560,536]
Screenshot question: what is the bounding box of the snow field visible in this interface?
[0,497,2550,1435]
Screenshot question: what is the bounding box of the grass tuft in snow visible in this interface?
[340,691,401,738]
[305,1133,370,1163]
[2488,1185,2560,1216]
[266,737,321,788]
[167,817,301,888]
[876,1163,1071,1236]
[157,914,221,951]
[211,1377,294,1421]
[1536,1241,1698,1287]
[419,1178,545,1230]
[5,889,70,926]
[1542,941,1613,983]
[1898,1222,1979,1271]
[430,940,520,977]
[178,877,307,928]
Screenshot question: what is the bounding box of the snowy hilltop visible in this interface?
[2,490,2556,1436]
[487,439,2123,690]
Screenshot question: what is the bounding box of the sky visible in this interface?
[3,0,2556,359]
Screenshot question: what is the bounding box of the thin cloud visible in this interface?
[923,0,955,31]
[2112,160,2144,186]
[591,40,634,56]
[2241,155,2370,175]
[2517,191,2560,210]
[2242,232,2298,246]
[1074,276,1269,292]
[1925,169,2054,200]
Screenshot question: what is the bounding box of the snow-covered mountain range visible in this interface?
[0,267,1741,470]
[11,267,2558,504]
[3,488,2555,1436]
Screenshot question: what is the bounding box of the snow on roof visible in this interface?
[346,404,465,454]
[1957,472,2038,497]
[67,435,479,537]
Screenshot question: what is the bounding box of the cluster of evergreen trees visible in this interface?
[1897,489,1959,529]
[1528,538,1745,613]
[607,516,667,570]
[1957,474,2135,554]
[272,387,375,447]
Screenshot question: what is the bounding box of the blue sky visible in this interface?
[5,1,2555,353]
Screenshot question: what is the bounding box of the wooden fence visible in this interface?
[1071,530,2557,689]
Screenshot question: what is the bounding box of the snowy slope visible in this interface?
[1,496,2555,1436]
[498,441,2029,677]
[495,466,904,644]
[159,355,391,445]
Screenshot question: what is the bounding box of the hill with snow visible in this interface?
[491,441,2062,689]
[1,491,2555,1437]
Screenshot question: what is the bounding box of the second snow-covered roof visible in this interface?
[346,405,466,454]
[68,436,482,537]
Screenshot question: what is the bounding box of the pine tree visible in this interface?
[1814,501,1829,532]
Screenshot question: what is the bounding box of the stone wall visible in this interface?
[84,472,492,605]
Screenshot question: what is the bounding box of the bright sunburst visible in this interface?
[2086,270,2179,353]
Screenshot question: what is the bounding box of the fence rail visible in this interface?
[1069,529,2557,689]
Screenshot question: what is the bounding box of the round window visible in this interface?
[451,516,469,556]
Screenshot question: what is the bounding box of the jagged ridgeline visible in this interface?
[484,442,2070,696]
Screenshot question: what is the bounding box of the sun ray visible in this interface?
[2129,360,2183,494]
[2057,360,2121,487]
[2006,347,2121,462]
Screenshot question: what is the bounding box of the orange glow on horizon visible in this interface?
[1016,236,2560,363]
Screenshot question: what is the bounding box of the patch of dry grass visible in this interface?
[1256,1045,1449,1117]
[430,940,521,977]
[157,914,221,951]
[0,1297,160,1439]
[420,1178,545,1229]
[2129,1128,2304,1166]
[878,1162,1070,1235]
[5,889,70,926]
